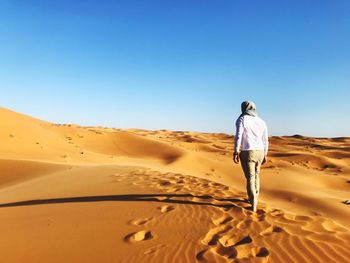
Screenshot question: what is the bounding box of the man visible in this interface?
[233,101,268,212]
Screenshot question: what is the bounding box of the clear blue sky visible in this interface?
[1,0,349,137]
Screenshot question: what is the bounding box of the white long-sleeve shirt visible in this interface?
[234,115,269,155]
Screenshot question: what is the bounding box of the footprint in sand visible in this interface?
[158,205,175,213]
[260,225,284,236]
[256,247,270,257]
[199,207,272,262]
[234,235,253,246]
[143,244,166,255]
[212,215,233,226]
[129,217,154,226]
[124,230,153,243]
[158,180,172,187]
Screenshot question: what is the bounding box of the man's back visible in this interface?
[234,114,268,156]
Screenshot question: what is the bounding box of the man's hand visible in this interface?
[233,152,240,164]
[262,156,267,165]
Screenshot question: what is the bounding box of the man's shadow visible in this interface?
[0,193,249,209]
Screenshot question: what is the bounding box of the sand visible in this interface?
[0,107,349,262]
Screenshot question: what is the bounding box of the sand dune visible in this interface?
[0,107,349,262]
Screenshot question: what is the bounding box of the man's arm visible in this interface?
[262,122,269,164]
[233,117,244,164]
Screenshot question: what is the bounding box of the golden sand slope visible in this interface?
[0,107,349,263]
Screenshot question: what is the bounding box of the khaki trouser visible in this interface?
[239,150,265,210]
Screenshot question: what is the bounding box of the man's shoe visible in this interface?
[252,204,257,212]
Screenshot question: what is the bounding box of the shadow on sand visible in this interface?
[0,194,249,209]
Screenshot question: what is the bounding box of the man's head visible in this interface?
[241,101,257,117]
